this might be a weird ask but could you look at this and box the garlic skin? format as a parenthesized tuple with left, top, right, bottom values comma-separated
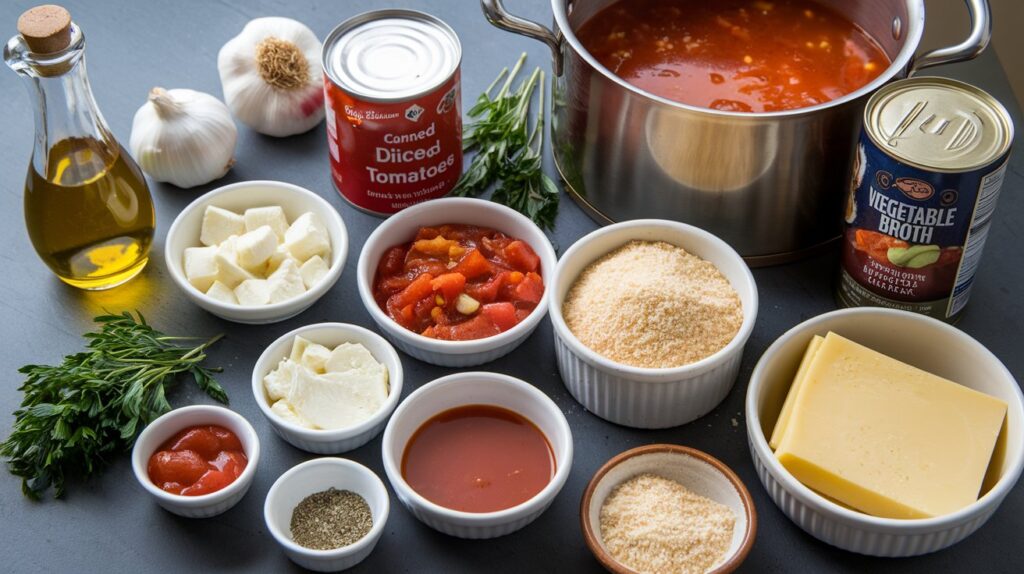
(129, 88, 237, 189)
(217, 17, 324, 137)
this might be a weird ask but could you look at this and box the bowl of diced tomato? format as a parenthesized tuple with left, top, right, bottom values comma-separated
(357, 198, 556, 367)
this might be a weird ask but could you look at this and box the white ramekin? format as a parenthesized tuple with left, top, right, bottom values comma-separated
(746, 307, 1024, 557)
(264, 457, 389, 572)
(131, 405, 260, 518)
(251, 323, 403, 454)
(356, 197, 557, 367)
(548, 219, 758, 429)
(381, 372, 573, 538)
(165, 180, 348, 324)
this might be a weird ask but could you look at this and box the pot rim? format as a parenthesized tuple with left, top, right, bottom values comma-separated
(550, 0, 925, 118)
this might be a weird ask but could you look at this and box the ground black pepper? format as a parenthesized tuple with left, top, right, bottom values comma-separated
(290, 488, 373, 550)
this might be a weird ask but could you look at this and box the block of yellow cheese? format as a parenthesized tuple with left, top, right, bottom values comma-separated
(769, 334, 824, 449)
(774, 332, 1007, 519)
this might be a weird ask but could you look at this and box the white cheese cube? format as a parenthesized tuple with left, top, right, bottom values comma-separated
(183, 246, 218, 292)
(200, 206, 245, 247)
(300, 344, 332, 374)
(265, 245, 298, 276)
(299, 255, 329, 289)
(244, 206, 289, 241)
(289, 336, 312, 362)
(284, 212, 331, 263)
(235, 278, 270, 306)
(267, 259, 306, 303)
(214, 238, 256, 288)
(264, 359, 299, 401)
(270, 399, 315, 429)
(205, 280, 238, 305)
(287, 369, 387, 430)
(325, 342, 380, 374)
(236, 225, 279, 271)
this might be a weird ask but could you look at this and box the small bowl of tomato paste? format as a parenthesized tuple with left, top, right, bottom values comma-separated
(131, 405, 260, 518)
(357, 197, 557, 367)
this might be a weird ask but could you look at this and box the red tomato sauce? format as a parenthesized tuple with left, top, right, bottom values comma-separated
(401, 405, 555, 513)
(147, 425, 248, 496)
(576, 0, 890, 112)
(372, 224, 545, 341)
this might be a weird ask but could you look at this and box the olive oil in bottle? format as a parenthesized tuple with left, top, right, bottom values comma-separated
(7, 5, 155, 289)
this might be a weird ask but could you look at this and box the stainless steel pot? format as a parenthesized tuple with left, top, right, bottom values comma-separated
(482, 0, 991, 264)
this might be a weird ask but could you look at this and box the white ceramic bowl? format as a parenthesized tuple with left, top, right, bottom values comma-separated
(131, 405, 260, 518)
(356, 197, 557, 367)
(548, 219, 758, 429)
(381, 372, 573, 538)
(264, 457, 389, 572)
(251, 323, 403, 454)
(581, 444, 756, 573)
(746, 307, 1024, 557)
(165, 180, 348, 324)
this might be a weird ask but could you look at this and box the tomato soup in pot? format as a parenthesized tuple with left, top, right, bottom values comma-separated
(576, 0, 891, 112)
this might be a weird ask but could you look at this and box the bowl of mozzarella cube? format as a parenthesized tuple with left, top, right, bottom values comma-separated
(252, 323, 404, 454)
(165, 180, 348, 324)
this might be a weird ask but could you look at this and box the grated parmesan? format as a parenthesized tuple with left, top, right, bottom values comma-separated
(600, 473, 736, 574)
(562, 241, 743, 368)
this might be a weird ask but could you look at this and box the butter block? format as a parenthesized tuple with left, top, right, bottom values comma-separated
(325, 342, 380, 374)
(287, 369, 386, 430)
(774, 332, 1007, 519)
(200, 206, 245, 247)
(289, 336, 312, 362)
(300, 343, 332, 374)
(770, 334, 824, 450)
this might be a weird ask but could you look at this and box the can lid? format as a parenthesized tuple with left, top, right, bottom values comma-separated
(864, 78, 1015, 171)
(322, 10, 461, 102)
(865, 77, 1013, 172)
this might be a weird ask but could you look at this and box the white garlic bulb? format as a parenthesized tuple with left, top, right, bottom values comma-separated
(217, 17, 324, 137)
(129, 87, 238, 189)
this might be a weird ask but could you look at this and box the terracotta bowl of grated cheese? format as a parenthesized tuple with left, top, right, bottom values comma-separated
(581, 444, 756, 574)
(548, 219, 758, 429)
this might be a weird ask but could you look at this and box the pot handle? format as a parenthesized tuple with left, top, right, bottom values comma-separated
(481, 0, 563, 75)
(909, 0, 991, 75)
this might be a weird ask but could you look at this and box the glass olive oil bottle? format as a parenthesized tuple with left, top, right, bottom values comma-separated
(6, 5, 154, 290)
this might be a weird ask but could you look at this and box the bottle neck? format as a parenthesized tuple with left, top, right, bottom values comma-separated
(5, 24, 118, 184)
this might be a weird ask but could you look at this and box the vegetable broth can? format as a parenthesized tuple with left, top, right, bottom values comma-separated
(838, 77, 1013, 321)
(322, 10, 462, 215)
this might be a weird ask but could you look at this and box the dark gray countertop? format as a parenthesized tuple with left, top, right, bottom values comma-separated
(1, 1, 1021, 572)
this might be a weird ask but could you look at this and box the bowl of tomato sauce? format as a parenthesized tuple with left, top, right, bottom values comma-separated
(357, 198, 557, 367)
(131, 405, 260, 518)
(381, 371, 573, 538)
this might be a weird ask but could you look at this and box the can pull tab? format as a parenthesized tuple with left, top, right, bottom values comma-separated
(883, 101, 982, 154)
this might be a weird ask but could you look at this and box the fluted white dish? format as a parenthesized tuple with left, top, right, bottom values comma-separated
(356, 197, 556, 367)
(746, 307, 1024, 556)
(548, 219, 758, 428)
(264, 457, 389, 572)
(131, 405, 260, 518)
(381, 372, 573, 538)
(165, 180, 348, 324)
(251, 323, 403, 454)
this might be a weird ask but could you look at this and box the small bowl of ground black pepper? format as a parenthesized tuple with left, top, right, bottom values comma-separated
(581, 444, 756, 574)
(264, 457, 389, 572)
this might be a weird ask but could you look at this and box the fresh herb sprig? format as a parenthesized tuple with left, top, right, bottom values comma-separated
(452, 53, 559, 229)
(0, 312, 226, 500)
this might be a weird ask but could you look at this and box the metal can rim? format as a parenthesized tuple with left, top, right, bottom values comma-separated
(321, 8, 462, 104)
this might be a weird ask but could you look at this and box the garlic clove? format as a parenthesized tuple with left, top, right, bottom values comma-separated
(217, 17, 325, 137)
(129, 87, 237, 189)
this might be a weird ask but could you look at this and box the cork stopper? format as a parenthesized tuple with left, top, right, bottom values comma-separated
(17, 5, 72, 54)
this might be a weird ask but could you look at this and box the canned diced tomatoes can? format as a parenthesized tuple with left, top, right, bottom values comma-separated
(321, 10, 463, 215)
(837, 77, 1013, 322)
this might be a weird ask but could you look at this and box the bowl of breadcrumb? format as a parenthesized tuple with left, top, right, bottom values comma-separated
(548, 219, 757, 428)
(581, 444, 756, 574)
